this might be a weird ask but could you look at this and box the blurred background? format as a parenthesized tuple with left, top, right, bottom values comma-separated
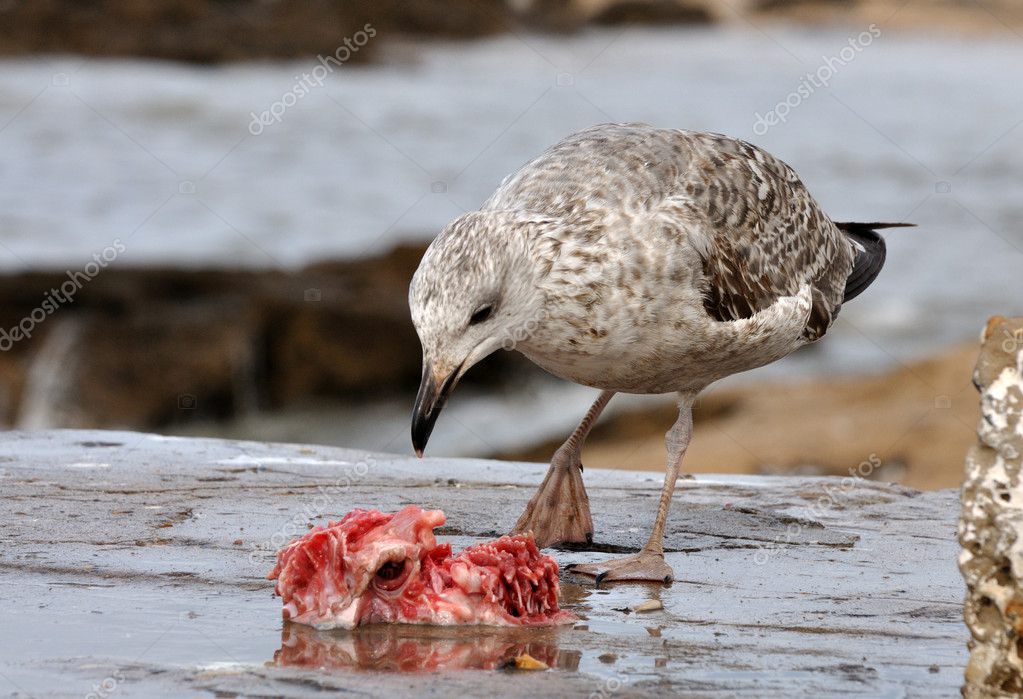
(0, 0, 1020, 489)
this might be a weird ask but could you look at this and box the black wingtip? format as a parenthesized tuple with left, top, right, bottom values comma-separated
(839, 222, 897, 303)
(835, 221, 916, 231)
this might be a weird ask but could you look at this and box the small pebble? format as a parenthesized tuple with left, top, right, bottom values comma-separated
(633, 600, 663, 613)
(511, 653, 548, 670)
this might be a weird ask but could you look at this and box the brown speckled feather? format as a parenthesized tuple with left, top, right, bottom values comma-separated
(484, 123, 856, 343)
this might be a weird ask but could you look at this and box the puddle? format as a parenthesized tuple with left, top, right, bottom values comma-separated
(562, 577, 668, 619)
(268, 579, 671, 675)
(273, 622, 580, 672)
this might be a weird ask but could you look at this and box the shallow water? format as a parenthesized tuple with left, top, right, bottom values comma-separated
(0, 568, 688, 686)
(0, 558, 958, 694)
(269, 581, 661, 677)
(1, 27, 1021, 361)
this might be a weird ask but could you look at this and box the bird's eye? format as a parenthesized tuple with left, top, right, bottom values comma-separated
(468, 304, 494, 326)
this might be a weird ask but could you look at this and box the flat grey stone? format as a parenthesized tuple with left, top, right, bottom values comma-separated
(0, 430, 966, 697)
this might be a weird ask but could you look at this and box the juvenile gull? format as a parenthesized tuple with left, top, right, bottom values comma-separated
(409, 123, 909, 583)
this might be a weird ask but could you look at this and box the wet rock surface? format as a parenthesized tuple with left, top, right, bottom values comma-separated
(0, 430, 966, 696)
(960, 317, 1023, 698)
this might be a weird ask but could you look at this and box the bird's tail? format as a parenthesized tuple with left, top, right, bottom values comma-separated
(836, 222, 914, 303)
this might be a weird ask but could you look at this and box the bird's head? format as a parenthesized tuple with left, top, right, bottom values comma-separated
(408, 211, 547, 456)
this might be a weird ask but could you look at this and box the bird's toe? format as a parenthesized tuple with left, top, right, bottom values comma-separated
(567, 552, 674, 585)
(512, 460, 593, 548)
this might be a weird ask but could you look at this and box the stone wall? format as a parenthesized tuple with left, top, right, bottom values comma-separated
(960, 316, 1023, 697)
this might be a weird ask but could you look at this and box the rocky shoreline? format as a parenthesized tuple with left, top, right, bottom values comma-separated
(1, 1, 1019, 63)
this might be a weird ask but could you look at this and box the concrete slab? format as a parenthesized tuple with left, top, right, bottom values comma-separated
(0, 430, 966, 697)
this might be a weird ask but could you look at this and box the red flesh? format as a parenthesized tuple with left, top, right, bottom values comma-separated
(268, 506, 576, 629)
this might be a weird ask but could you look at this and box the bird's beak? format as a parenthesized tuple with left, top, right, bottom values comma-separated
(411, 361, 461, 458)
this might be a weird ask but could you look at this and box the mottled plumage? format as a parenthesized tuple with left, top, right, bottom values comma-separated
(409, 123, 904, 582)
(484, 124, 854, 342)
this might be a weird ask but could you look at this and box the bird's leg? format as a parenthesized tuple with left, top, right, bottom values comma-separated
(568, 394, 695, 585)
(511, 390, 614, 548)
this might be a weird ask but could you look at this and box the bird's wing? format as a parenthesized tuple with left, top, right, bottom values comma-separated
(655, 130, 854, 342)
(485, 123, 854, 341)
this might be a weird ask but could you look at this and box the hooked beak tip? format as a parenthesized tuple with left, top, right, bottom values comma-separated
(412, 361, 461, 459)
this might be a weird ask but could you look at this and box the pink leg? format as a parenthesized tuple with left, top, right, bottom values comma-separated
(511, 390, 614, 548)
(568, 392, 694, 584)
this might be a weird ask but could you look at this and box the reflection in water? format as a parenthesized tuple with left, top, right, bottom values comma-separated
(273, 622, 581, 672)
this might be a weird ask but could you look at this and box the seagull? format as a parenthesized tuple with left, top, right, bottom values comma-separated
(408, 123, 909, 583)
